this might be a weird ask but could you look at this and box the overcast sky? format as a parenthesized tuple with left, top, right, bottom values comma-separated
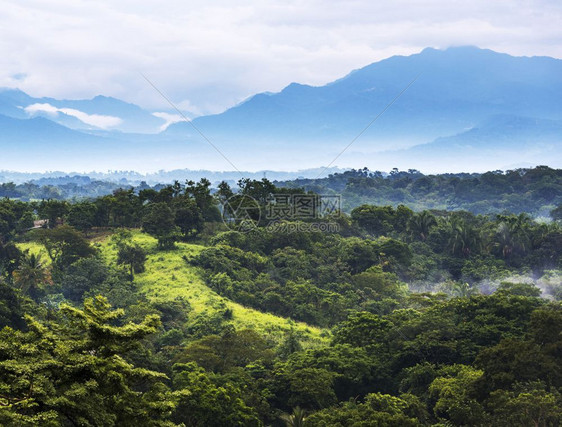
(1, 0, 561, 116)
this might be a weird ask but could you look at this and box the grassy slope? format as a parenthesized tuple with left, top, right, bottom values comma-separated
(95, 231, 328, 348)
(17, 241, 49, 260)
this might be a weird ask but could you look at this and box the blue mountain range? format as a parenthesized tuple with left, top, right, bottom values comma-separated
(1, 46, 561, 172)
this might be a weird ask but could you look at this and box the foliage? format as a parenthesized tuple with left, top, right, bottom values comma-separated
(171, 362, 261, 426)
(117, 243, 147, 279)
(142, 202, 180, 249)
(0, 296, 175, 426)
(284, 166, 562, 216)
(37, 225, 96, 273)
(0, 172, 560, 425)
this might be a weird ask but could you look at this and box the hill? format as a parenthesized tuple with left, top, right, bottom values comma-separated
(99, 231, 328, 347)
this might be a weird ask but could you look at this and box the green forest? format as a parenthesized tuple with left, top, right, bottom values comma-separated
(1, 170, 562, 426)
(283, 166, 562, 216)
(2, 166, 562, 219)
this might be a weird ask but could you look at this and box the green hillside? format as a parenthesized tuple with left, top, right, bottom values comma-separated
(95, 231, 328, 348)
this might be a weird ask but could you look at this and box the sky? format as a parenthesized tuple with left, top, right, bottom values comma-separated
(1, 0, 562, 117)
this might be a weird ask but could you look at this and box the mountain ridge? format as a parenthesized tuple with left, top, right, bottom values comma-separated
(165, 46, 562, 149)
(1, 46, 561, 172)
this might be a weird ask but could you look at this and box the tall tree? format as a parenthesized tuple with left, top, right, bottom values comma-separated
(173, 197, 203, 240)
(12, 251, 51, 301)
(66, 201, 97, 234)
(117, 243, 147, 279)
(142, 203, 180, 249)
(38, 199, 69, 228)
(0, 296, 175, 426)
(38, 225, 96, 273)
(408, 211, 437, 241)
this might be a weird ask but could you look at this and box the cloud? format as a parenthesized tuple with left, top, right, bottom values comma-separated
(24, 103, 122, 129)
(0, 0, 561, 115)
(152, 112, 184, 131)
(24, 103, 59, 116)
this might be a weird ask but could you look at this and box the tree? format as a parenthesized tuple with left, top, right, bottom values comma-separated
(351, 266, 406, 301)
(110, 227, 134, 247)
(12, 250, 51, 301)
(185, 178, 221, 221)
(0, 280, 26, 330)
(238, 178, 276, 205)
(0, 241, 21, 281)
(351, 205, 395, 236)
(332, 311, 392, 348)
(0, 182, 19, 198)
(142, 203, 180, 249)
(67, 201, 97, 234)
(394, 204, 414, 234)
(216, 181, 234, 205)
(447, 216, 481, 257)
(60, 257, 109, 302)
(428, 365, 486, 425)
(277, 367, 338, 410)
(280, 406, 307, 427)
(171, 362, 260, 426)
(117, 244, 147, 279)
(529, 307, 562, 361)
(0, 202, 17, 241)
(107, 188, 142, 227)
(377, 237, 413, 270)
(176, 327, 273, 373)
(0, 296, 175, 425)
(342, 238, 380, 274)
(0, 199, 33, 240)
(497, 281, 541, 297)
(305, 393, 421, 426)
(440, 280, 479, 298)
(277, 329, 303, 360)
(38, 199, 69, 228)
(493, 214, 531, 261)
(487, 381, 562, 427)
(173, 197, 203, 240)
(475, 339, 557, 391)
(408, 211, 437, 241)
(37, 225, 96, 272)
(284, 344, 377, 401)
(17, 210, 35, 232)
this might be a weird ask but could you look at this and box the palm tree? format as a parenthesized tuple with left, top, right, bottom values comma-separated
(494, 213, 531, 259)
(280, 407, 307, 427)
(450, 281, 478, 298)
(495, 221, 514, 258)
(13, 251, 51, 300)
(408, 211, 437, 241)
(447, 217, 480, 257)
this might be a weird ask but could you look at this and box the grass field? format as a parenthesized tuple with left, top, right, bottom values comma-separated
(96, 230, 329, 348)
